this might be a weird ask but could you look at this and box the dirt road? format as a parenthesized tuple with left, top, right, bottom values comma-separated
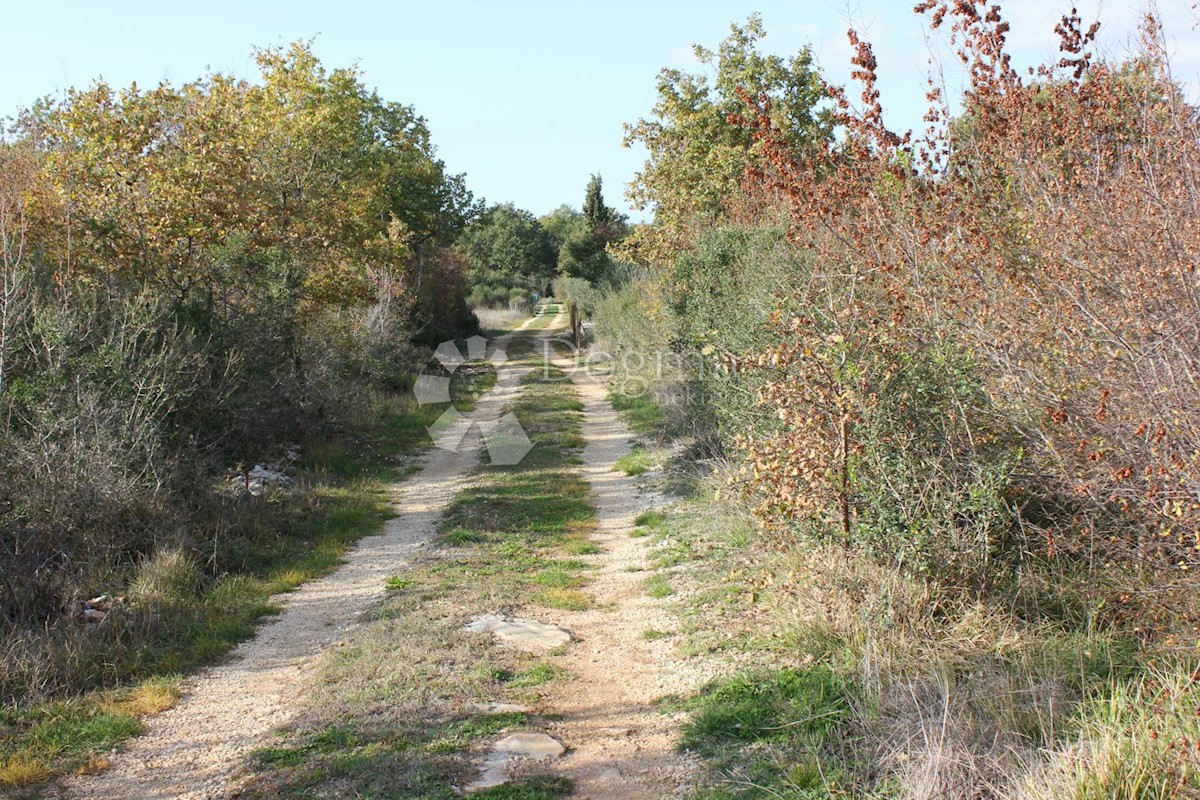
(57, 311, 705, 799)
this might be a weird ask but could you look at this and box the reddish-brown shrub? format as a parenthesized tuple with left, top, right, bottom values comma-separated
(731, 2, 1200, 629)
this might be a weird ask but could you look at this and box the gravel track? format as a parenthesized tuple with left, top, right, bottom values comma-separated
(537, 336, 710, 800)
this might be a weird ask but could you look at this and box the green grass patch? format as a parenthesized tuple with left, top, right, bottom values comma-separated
(302, 366, 495, 482)
(442, 527, 492, 546)
(425, 712, 530, 753)
(533, 568, 584, 589)
(1029, 662, 1200, 798)
(634, 509, 666, 528)
(681, 668, 848, 754)
(630, 509, 668, 540)
(613, 447, 653, 476)
(609, 389, 668, 439)
(509, 662, 570, 689)
(641, 628, 671, 641)
(645, 575, 676, 598)
(532, 588, 593, 611)
(470, 775, 572, 799)
(253, 745, 308, 768)
(559, 539, 601, 555)
(680, 668, 849, 799)
(440, 476, 594, 542)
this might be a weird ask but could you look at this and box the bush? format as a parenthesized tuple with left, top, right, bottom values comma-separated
(0, 42, 482, 702)
(621, 6, 1200, 629)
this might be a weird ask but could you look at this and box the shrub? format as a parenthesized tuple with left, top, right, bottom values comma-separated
(0, 42, 482, 704)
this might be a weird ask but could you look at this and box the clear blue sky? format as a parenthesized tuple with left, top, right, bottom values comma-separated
(2, 1, 1197, 221)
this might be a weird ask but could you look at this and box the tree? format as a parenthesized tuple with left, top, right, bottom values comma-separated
(539, 204, 581, 250)
(582, 174, 608, 227)
(0, 39, 499, 657)
(558, 174, 627, 284)
(458, 203, 556, 306)
(624, 14, 831, 262)
(0, 144, 36, 400)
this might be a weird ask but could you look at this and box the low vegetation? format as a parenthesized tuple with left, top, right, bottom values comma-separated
(679, 667, 849, 797)
(601, 481, 1192, 798)
(0, 363, 494, 790)
(613, 446, 653, 476)
(0, 41, 483, 647)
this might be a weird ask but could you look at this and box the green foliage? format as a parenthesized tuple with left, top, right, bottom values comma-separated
(594, 225, 789, 454)
(605, 10, 1200, 798)
(539, 205, 582, 246)
(0, 42, 483, 644)
(551, 276, 597, 318)
(556, 175, 627, 285)
(847, 342, 1023, 585)
(670, 225, 792, 446)
(460, 203, 557, 308)
(624, 14, 831, 260)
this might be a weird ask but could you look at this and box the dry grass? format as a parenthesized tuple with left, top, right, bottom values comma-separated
(128, 548, 201, 603)
(0, 756, 50, 789)
(756, 543, 1153, 798)
(532, 588, 594, 611)
(1018, 664, 1200, 800)
(647, 486, 1167, 799)
(473, 306, 528, 335)
(121, 678, 181, 716)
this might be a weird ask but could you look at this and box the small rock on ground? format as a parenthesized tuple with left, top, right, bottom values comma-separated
(465, 732, 566, 793)
(476, 702, 531, 714)
(464, 614, 571, 651)
(493, 733, 565, 757)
